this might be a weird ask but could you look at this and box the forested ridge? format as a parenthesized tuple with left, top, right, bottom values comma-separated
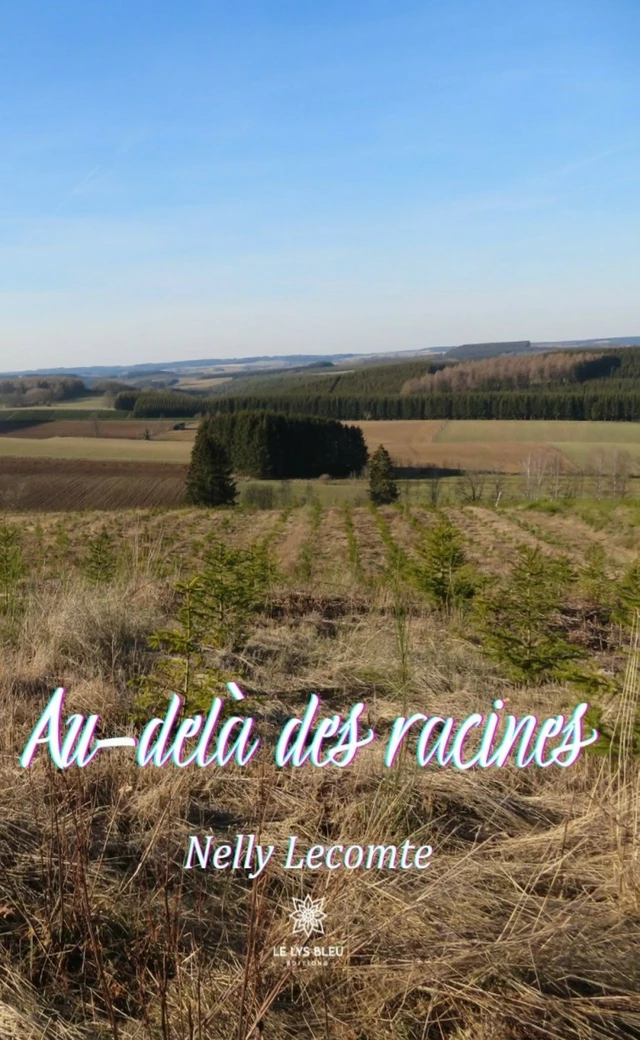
(121, 347, 640, 421)
(401, 351, 619, 393)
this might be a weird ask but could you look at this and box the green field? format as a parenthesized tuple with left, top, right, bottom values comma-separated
(50, 393, 115, 409)
(435, 420, 640, 443)
(551, 441, 640, 468)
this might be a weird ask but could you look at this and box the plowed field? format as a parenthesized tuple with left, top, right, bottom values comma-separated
(0, 458, 187, 511)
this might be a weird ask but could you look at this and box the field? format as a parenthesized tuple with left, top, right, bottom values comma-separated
(361, 419, 640, 473)
(0, 458, 189, 511)
(0, 420, 180, 439)
(174, 376, 233, 391)
(0, 436, 193, 462)
(0, 499, 638, 1038)
(436, 420, 640, 443)
(2, 419, 640, 478)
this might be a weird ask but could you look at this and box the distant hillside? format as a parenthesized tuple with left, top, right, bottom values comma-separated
(401, 351, 618, 394)
(127, 346, 640, 423)
(2, 354, 360, 379)
(200, 359, 449, 399)
(535, 336, 640, 350)
(4, 334, 640, 380)
(446, 340, 533, 361)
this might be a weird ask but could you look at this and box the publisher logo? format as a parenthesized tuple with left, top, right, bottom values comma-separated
(289, 895, 328, 938)
(272, 897, 345, 967)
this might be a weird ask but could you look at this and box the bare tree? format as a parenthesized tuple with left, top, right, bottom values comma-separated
(521, 454, 533, 500)
(521, 452, 548, 500)
(561, 470, 584, 501)
(459, 469, 485, 503)
(532, 453, 549, 498)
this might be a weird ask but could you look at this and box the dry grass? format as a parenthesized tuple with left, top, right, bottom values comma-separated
(0, 437, 193, 463)
(0, 508, 638, 1038)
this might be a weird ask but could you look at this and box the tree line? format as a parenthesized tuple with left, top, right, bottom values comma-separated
(0, 376, 88, 408)
(126, 387, 640, 421)
(118, 346, 640, 422)
(191, 411, 368, 479)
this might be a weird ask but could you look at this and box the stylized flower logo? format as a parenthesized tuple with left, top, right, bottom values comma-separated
(289, 895, 328, 939)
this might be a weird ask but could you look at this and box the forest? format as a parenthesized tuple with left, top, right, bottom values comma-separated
(401, 351, 620, 393)
(200, 411, 368, 478)
(0, 375, 88, 407)
(125, 347, 640, 422)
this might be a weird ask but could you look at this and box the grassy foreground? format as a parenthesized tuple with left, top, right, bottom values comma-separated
(0, 503, 638, 1039)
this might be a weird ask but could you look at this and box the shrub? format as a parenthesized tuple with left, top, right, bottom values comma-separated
(475, 545, 583, 683)
(136, 539, 275, 714)
(612, 558, 640, 627)
(86, 529, 117, 583)
(579, 543, 614, 617)
(413, 515, 476, 612)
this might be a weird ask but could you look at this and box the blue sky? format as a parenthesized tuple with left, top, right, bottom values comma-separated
(1, 0, 639, 368)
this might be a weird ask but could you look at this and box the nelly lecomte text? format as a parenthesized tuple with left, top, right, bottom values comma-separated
(19, 683, 598, 771)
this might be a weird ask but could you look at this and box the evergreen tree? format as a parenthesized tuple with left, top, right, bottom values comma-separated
(135, 539, 276, 715)
(368, 445, 399, 505)
(612, 558, 640, 627)
(86, 529, 116, 583)
(579, 543, 614, 618)
(475, 545, 583, 683)
(186, 424, 237, 507)
(195, 537, 275, 648)
(414, 515, 476, 612)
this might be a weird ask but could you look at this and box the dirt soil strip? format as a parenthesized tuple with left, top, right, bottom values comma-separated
(350, 507, 388, 580)
(440, 507, 548, 575)
(379, 506, 423, 562)
(313, 506, 354, 591)
(516, 509, 635, 567)
(276, 508, 312, 576)
(408, 507, 440, 530)
(466, 506, 571, 560)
